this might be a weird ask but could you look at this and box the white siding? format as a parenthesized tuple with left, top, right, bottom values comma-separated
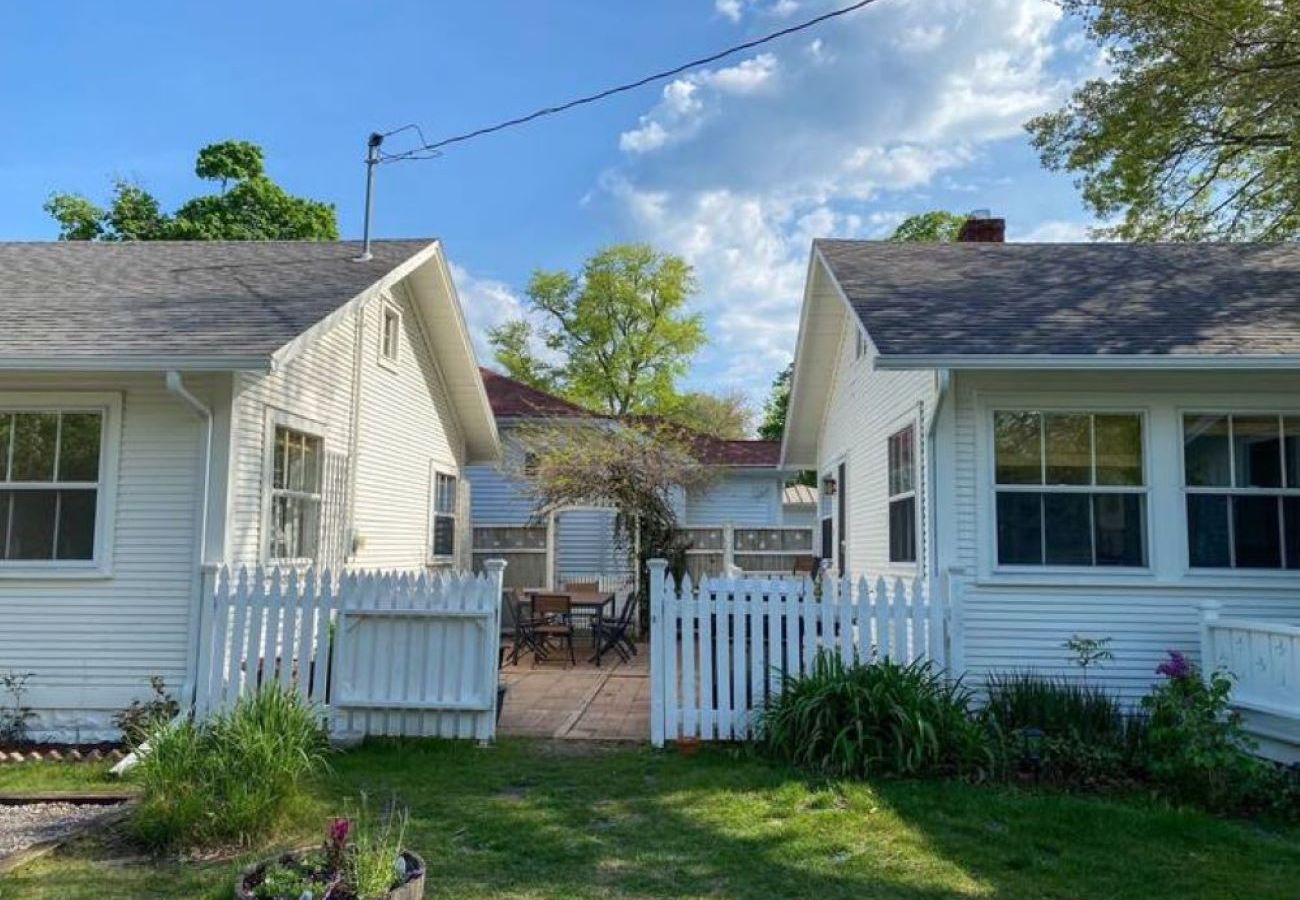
(467, 431, 536, 524)
(229, 283, 469, 572)
(0, 373, 214, 739)
(818, 315, 936, 577)
(554, 508, 631, 582)
(781, 504, 818, 529)
(684, 473, 783, 526)
(948, 370, 1300, 701)
(351, 284, 468, 569)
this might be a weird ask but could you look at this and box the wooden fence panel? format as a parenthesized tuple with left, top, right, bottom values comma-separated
(649, 561, 954, 747)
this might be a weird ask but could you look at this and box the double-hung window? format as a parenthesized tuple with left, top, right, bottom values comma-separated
(430, 471, 458, 562)
(993, 411, 1147, 567)
(1183, 414, 1300, 569)
(269, 426, 322, 562)
(887, 424, 917, 564)
(0, 409, 104, 563)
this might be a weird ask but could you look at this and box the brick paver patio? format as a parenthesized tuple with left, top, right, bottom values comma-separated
(498, 642, 649, 741)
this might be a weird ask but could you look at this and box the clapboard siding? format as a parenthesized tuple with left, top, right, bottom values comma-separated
(467, 432, 536, 523)
(818, 317, 936, 577)
(0, 373, 210, 739)
(554, 508, 631, 581)
(352, 284, 468, 569)
(684, 473, 783, 526)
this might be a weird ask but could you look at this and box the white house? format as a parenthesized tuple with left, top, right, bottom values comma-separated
(469, 369, 813, 589)
(782, 220, 1300, 750)
(0, 239, 499, 741)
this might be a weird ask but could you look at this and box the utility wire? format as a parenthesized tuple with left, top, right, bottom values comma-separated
(377, 0, 882, 162)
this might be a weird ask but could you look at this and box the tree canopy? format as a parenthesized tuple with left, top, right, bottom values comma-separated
(45, 140, 338, 241)
(661, 390, 754, 441)
(1028, 1, 1300, 240)
(888, 210, 967, 242)
(758, 363, 792, 442)
(489, 244, 708, 418)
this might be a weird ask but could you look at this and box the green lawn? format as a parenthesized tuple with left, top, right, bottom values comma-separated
(2, 739, 1297, 899)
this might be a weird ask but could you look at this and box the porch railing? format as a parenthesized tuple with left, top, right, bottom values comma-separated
(1201, 602, 1300, 720)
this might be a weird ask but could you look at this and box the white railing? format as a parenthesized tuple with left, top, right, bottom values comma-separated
(195, 562, 505, 742)
(648, 561, 958, 747)
(1201, 603, 1300, 720)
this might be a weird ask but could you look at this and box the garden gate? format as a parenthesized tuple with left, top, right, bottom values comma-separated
(193, 560, 505, 742)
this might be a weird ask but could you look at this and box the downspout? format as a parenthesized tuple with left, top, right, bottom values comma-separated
(164, 371, 214, 712)
(926, 369, 951, 578)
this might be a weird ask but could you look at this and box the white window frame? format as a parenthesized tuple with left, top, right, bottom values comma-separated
(428, 464, 459, 565)
(976, 396, 1153, 581)
(0, 392, 120, 579)
(262, 411, 326, 566)
(1180, 410, 1300, 571)
(887, 422, 919, 567)
(377, 301, 402, 371)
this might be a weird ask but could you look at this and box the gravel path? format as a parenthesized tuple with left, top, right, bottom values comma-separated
(0, 803, 122, 857)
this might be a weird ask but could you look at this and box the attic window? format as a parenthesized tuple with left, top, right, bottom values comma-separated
(379, 305, 401, 365)
(854, 328, 867, 360)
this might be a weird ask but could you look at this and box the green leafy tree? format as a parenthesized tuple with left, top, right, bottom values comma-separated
(888, 210, 967, 242)
(661, 390, 754, 440)
(1028, 1, 1300, 240)
(45, 140, 338, 241)
(758, 363, 793, 441)
(489, 244, 706, 417)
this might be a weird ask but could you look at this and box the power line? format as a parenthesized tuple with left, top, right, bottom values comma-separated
(377, 0, 882, 162)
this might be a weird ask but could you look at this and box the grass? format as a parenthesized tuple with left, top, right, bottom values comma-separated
(0, 760, 133, 796)
(2, 739, 1299, 899)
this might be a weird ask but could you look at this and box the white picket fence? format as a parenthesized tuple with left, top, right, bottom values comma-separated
(1201, 604, 1300, 721)
(647, 560, 959, 747)
(194, 561, 506, 741)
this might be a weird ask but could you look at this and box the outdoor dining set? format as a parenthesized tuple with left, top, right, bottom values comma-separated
(501, 582, 638, 668)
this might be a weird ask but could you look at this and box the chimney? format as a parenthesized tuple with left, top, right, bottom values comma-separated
(957, 209, 1005, 243)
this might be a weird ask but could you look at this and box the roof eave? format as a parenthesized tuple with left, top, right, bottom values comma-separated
(0, 354, 271, 373)
(872, 353, 1300, 371)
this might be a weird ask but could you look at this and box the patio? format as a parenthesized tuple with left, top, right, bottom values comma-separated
(498, 642, 650, 741)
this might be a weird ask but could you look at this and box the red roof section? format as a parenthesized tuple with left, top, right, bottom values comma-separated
(479, 367, 595, 419)
(479, 368, 781, 468)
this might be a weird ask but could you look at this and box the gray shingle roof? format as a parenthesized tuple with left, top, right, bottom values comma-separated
(815, 240, 1300, 358)
(0, 239, 432, 366)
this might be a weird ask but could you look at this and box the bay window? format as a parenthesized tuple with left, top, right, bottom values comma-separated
(1183, 413, 1300, 569)
(993, 411, 1147, 567)
(0, 409, 104, 563)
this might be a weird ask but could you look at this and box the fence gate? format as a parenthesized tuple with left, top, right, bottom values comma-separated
(195, 561, 505, 742)
(647, 560, 959, 747)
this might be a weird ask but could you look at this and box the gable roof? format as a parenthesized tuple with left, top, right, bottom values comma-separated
(815, 240, 1300, 364)
(0, 239, 430, 370)
(479, 368, 596, 419)
(480, 369, 783, 468)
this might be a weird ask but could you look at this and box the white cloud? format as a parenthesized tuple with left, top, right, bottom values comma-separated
(448, 262, 546, 368)
(599, 0, 1090, 391)
(1012, 219, 1098, 242)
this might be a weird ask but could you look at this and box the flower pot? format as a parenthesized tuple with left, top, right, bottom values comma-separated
(236, 847, 425, 900)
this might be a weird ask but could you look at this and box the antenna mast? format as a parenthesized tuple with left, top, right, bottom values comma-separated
(356, 132, 383, 261)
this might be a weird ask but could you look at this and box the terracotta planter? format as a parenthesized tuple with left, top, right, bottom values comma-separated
(236, 848, 425, 900)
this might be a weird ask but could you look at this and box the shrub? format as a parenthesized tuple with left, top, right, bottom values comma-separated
(0, 670, 36, 745)
(113, 675, 180, 749)
(759, 651, 996, 780)
(1141, 651, 1297, 819)
(131, 684, 329, 850)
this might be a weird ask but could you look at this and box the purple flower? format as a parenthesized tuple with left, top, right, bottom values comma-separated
(1156, 650, 1192, 681)
(328, 817, 351, 847)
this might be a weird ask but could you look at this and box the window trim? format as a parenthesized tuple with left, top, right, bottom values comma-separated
(0, 392, 121, 579)
(428, 464, 459, 565)
(1179, 409, 1300, 572)
(377, 301, 402, 371)
(978, 397, 1154, 579)
(887, 423, 919, 566)
(261, 410, 327, 566)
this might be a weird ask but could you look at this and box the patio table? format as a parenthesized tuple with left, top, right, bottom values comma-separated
(521, 589, 617, 666)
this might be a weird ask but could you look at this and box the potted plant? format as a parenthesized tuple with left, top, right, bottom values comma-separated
(237, 805, 423, 900)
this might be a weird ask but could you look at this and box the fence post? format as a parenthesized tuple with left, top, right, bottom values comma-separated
(191, 563, 221, 716)
(723, 523, 735, 575)
(1199, 598, 1222, 674)
(648, 558, 669, 748)
(943, 569, 965, 678)
(483, 558, 508, 742)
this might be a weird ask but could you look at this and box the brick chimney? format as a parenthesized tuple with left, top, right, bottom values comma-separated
(957, 209, 1005, 242)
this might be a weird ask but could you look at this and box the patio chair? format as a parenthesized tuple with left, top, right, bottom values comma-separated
(562, 580, 600, 593)
(530, 592, 577, 667)
(502, 589, 544, 667)
(593, 594, 638, 664)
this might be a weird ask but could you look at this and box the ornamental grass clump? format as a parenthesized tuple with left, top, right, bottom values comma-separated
(131, 684, 329, 850)
(758, 650, 996, 780)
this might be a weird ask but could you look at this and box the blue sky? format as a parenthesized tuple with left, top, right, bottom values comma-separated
(0, 0, 1101, 406)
